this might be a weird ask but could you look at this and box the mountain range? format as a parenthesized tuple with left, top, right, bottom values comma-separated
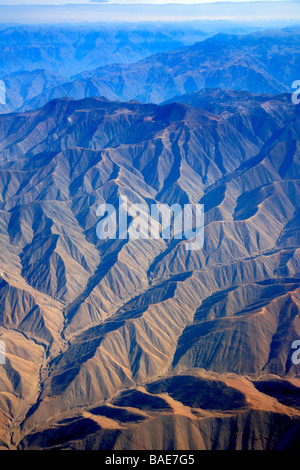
(0, 88, 299, 449)
(0, 24, 209, 77)
(1, 27, 299, 115)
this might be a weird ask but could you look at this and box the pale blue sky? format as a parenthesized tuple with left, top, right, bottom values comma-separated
(0, 0, 298, 23)
(0, 0, 292, 3)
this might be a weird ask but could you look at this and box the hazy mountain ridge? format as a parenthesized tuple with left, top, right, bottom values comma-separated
(0, 24, 209, 113)
(0, 90, 299, 449)
(1, 27, 299, 115)
(13, 28, 300, 114)
(0, 25, 209, 76)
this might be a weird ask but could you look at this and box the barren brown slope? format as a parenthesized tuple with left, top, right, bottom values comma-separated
(0, 92, 299, 449)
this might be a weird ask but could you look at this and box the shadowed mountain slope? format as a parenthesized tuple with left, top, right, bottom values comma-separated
(0, 91, 299, 449)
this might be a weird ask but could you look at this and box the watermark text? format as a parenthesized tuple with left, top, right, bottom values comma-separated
(96, 197, 204, 251)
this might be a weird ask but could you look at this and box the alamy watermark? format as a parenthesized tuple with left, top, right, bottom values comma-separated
(96, 197, 204, 251)
(0, 340, 6, 365)
(0, 80, 6, 105)
(291, 340, 300, 365)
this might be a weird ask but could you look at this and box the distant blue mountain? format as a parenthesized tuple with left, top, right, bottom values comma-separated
(0, 24, 209, 77)
(10, 27, 300, 114)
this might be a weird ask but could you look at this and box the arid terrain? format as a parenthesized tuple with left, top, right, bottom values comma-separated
(0, 86, 299, 449)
